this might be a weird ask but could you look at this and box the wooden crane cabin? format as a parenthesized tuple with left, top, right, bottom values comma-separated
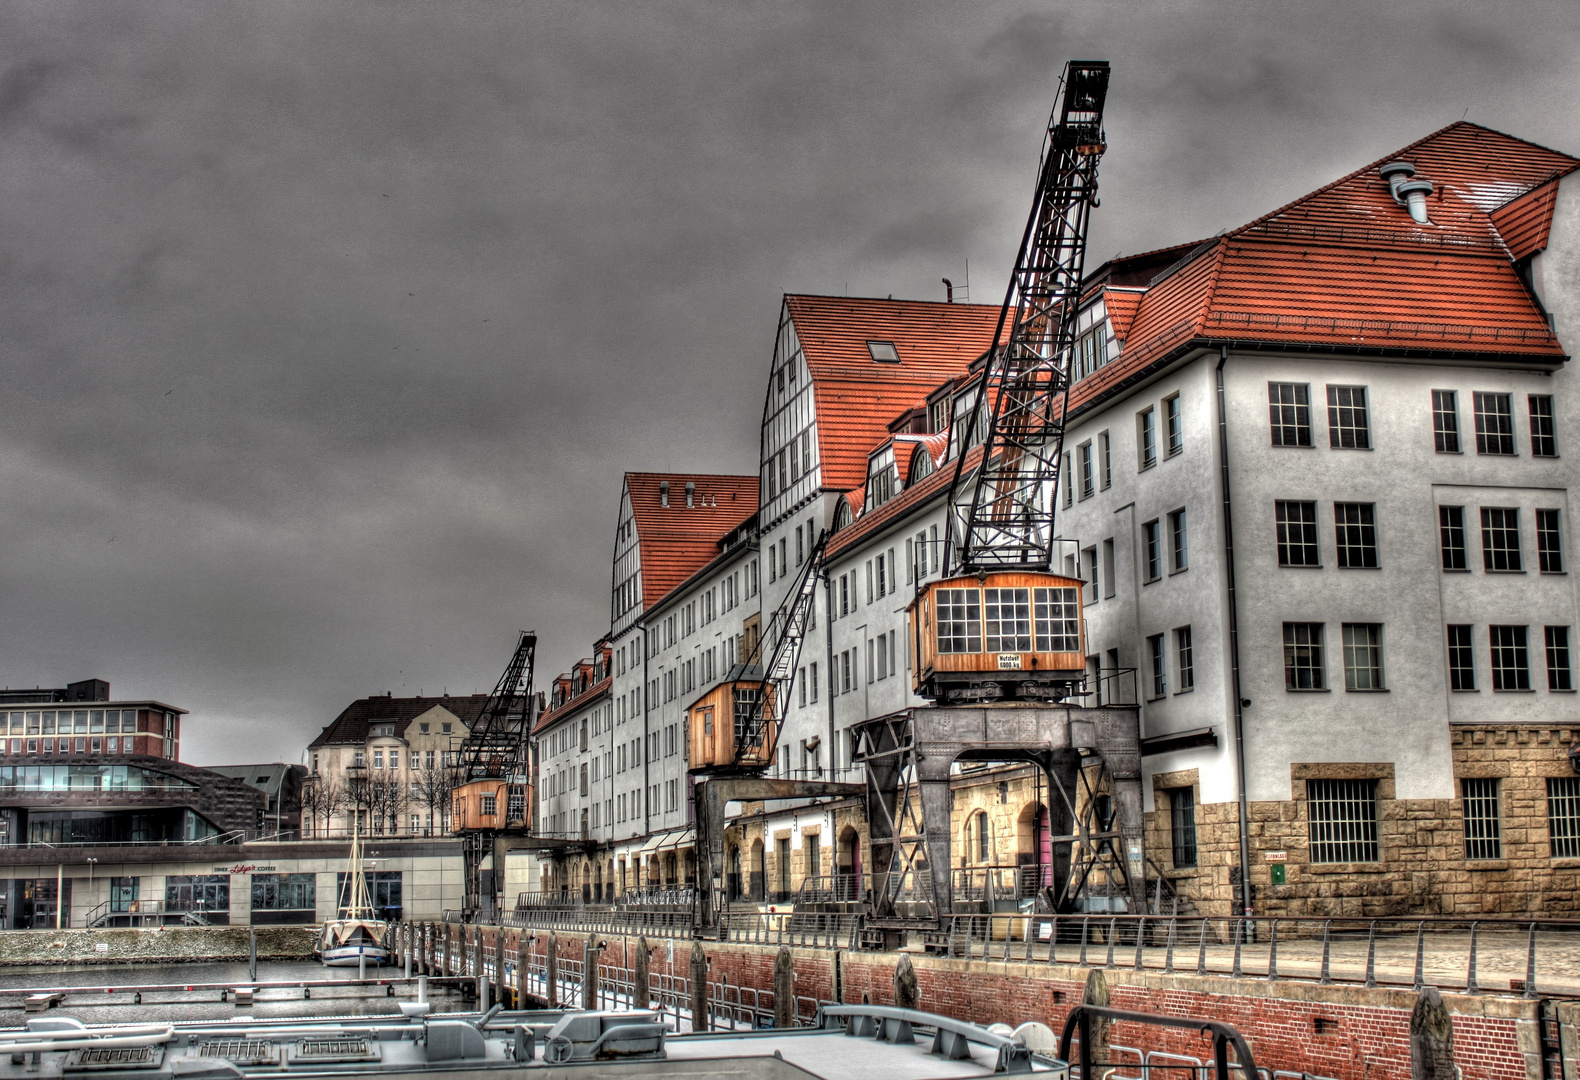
(910, 570, 1086, 702)
(452, 778, 531, 832)
(686, 672, 779, 772)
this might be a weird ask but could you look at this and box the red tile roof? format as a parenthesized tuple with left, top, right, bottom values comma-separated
(783, 296, 1008, 492)
(1489, 179, 1561, 261)
(626, 473, 759, 611)
(1102, 289, 1145, 342)
(827, 445, 983, 560)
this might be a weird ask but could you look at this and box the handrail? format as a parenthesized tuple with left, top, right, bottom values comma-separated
(1058, 1005, 1255, 1080)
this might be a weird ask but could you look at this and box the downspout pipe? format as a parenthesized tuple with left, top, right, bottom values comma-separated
(1215, 346, 1254, 917)
(824, 571, 837, 778)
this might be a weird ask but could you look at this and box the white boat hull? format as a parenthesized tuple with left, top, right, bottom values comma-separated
(319, 943, 392, 967)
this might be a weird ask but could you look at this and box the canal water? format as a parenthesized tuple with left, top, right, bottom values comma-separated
(0, 959, 473, 1027)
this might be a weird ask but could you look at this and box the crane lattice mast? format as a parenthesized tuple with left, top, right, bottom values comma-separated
(458, 631, 537, 782)
(944, 61, 1110, 576)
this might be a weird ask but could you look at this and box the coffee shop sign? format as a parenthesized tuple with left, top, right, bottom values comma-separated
(215, 864, 275, 875)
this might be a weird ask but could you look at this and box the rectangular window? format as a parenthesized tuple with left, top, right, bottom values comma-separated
(1342, 623, 1384, 690)
(1283, 622, 1326, 690)
(1102, 539, 1116, 598)
(1326, 385, 1370, 449)
(1139, 407, 1157, 469)
(1474, 392, 1516, 455)
(1142, 520, 1161, 581)
(1148, 634, 1166, 698)
(1168, 787, 1198, 868)
(1461, 778, 1501, 860)
(1550, 777, 1580, 858)
(1078, 442, 1094, 498)
(1481, 507, 1522, 571)
(1062, 454, 1073, 507)
(984, 588, 1034, 652)
(1165, 394, 1183, 456)
(1530, 394, 1557, 457)
(1432, 390, 1461, 453)
(1168, 508, 1188, 572)
(1175, 626, 1194, 692)
(1099, 431, 1112, 488)
(1447, 625, 1476, 691)
(1537, 509, 1563, 573)
(1276, 500, 1321, 567)
(1546, 626, 1572, 691)
(1306, 778, 1379, 863)
(1268, 382, 1312, 447)
(1334, 502, 1378, 568)
(1439, 506, 1468, 571)
(936, 589, 982, 654)
(1489, 625, 1531, 691)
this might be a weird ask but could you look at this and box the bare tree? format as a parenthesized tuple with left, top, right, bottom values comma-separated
(301, 774, 344, 838)
(373, 775, 409, 835)
(412, 755, 460, 836)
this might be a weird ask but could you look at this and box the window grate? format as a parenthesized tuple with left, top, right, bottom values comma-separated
(1548, 777, 1580, 859)
(1461, 778, 1501, 860)
(1307, 778, 1379, 863)
(295, 1039, 375, 1062)
(201, 1041, 278, 1065)
(1474, 392, 1515, 455)
(1169, 787, 1197, 868)
(67, 1046, 163, 1069)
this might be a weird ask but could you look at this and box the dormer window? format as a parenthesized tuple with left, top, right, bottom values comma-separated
(867, 341, 901, 363)
(928, 397, 949, 435)
(910, 442, 935, 482)
(949, 387, 988, 460)
(371, 724, 395, 738)
(1070, 300, 1114, 382)
(866, 446, 899, 509)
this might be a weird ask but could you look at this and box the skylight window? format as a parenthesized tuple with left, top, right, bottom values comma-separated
(867, 341, 901, 363)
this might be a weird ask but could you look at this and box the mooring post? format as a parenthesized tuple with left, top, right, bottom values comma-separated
(635, 937, 651, 1011)
(1081, 969, 1110, 1073)
(248, 928, 257, 983)
(517, 933, 530, 1008)
(495, 930, 508, 1008)
(893, 953, 918, 1010)
(1410, 985, 1456, 1080)
(474, 928, 488, 1009)
(546, 933, 559, 1008)
(689, 941, 709, 1032)
(583, 937, 600, 1010)
(773, 947, 794, 1028)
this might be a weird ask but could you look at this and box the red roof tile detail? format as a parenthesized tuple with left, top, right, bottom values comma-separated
(1489, 180, 1561, 261)
(626, 473, 759, 610)
(784, 296, 1007, 492)
(827, 446, 983, 560)
(1103, 289, 1144, 341)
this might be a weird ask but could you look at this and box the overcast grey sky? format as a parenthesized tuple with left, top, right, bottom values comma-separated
(1, 1, 1576, 764)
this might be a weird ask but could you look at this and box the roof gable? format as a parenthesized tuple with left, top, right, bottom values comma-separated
(626, 473, 758, 610)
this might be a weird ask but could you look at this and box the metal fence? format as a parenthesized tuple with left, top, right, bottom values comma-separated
(722, 910, 862, 950)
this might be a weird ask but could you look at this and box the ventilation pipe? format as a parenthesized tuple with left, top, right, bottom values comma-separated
(1380, 160, 1434, 224)
(942, 278, 954, 303)
(685, 481, 695, 508)
(660, 481, 669, 507)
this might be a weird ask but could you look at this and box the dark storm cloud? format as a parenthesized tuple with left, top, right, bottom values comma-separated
(0, 0, 1575, 762)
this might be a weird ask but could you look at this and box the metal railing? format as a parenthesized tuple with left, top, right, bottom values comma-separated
(722, 910, 861, 950)
(12, 830, 247, 850)
(936, 912, 1580, 997)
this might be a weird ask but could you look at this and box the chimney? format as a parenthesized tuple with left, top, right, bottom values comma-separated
(660, 480, 670, 507)
(685, 481, 695, 508)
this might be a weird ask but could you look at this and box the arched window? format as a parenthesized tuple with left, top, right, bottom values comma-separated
(967, 811, 991, 864)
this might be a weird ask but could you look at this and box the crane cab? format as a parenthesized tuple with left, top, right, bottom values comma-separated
(687, 675, 778, 773)
(452, 779, 531, 833)
(911, 571, 1085, 703)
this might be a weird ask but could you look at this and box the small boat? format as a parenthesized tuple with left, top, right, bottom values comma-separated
(316, 816, 392, 967)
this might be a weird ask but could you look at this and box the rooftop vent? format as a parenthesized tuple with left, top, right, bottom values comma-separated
(685, 481, 695, 508)
(1379, 161, 1434, 224)
(659, 480, 669, 507)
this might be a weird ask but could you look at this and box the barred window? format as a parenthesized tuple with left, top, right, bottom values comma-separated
(1079, 442, 1094, 499)
(1342, 623, 1384, 690)
(1489, 625, 1530, 691)
(1326, 385, 1370, 449)
(1269, 382, 1311, 447)
(1176, 626, 1194, 692)
(1033, 588, 1081, 652)
(1447, 625, 1476, 691)
(1148, 634, 1166, 698)
(1439, 506, 1468, 571)
(935, 588, 982, 654)
(1546, 626, 1572, 692)
(1276, 501, 1321, 566)
(1168, 787, 1198, 868)
(984, 588, 1033, 652)
(1432, 390, 1460, 453)
(1143, 520, 1162, 581)
(1461, 778, 1501, 860)
(1284, 622, 1326, 690)
(1306, 779, 1379, 863)
(1529, 395, 1557, 457)
(1334, 502, 1378, 568)
(1548, 777, 1580, 859)
(1481, 507, 1522, 572)
(1473, 392, 1515, 455)
(1537, 509, 1563, 573)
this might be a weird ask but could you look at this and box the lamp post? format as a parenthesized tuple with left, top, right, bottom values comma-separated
(86, 858, 98, 925)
